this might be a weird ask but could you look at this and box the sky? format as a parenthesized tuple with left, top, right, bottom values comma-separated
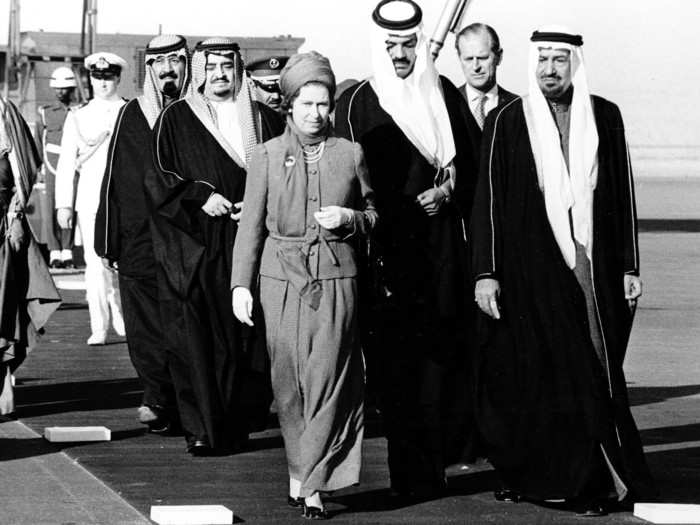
(1, 0, 699, 148)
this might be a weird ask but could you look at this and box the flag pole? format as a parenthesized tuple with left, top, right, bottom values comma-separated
(429, 0, 472, 60)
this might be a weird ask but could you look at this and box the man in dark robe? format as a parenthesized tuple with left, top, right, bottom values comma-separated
(335, 0, 480, 498)
(0, 97, 61, 414)
(95, 34, 190, 434)
(470, 27, 656, 515)
(147, 37, 282, 455)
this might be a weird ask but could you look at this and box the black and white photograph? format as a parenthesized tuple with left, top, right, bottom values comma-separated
(0, 0, 697, 523)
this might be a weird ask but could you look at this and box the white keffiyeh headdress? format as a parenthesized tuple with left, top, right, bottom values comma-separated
(140, 34, 190, 129)
(522, 25, 599, 268)
(187, 37, 261, 166)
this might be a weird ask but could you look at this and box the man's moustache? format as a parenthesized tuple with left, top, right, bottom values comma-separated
(159, 72, 178, 80)
(392, 59, 410, 66)
(212, 76, 230, 82)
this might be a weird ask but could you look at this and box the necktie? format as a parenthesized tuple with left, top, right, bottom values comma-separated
(474, 95, 486, 130)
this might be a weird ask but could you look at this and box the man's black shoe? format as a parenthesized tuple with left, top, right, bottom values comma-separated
(287, 495, 304, 508)
(186, 438, 212, 456)
(494, 489, 522, 503)
(50, 259, 64, 269)
(575, 502, 607, 517)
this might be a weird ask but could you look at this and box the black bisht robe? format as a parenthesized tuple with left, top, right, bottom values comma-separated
(146, 98, 282, 448)
(94, 99, 176, 413)
(470, 96, 656, 500)
(95, 100, 158, 278)
(335, 77, 480, 490)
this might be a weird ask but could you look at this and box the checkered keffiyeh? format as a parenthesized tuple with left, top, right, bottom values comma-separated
(140, 35, 190, 128)
(188, 37, 260, 166)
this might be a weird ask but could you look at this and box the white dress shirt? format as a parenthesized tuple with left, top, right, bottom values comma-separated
(211, 99, 246, 164)
(466, 83, 500, 120)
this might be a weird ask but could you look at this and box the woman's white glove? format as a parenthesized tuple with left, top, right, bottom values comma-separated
(313, 206, 353, 230)
(232, 287, 254, 326)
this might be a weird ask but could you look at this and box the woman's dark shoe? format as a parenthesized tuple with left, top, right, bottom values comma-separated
(287, 495, 304, 508)
(302, 502, 330, 520)
(494, 489, 522, 503)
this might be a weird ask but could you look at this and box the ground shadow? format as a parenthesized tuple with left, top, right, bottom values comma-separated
(628, 384, 700, 406)
(329, 469, 498, 516)
(641, 422, 700, 447)
(639, 219, 700, 232)
(0, 436, 60, 461)
(15, 377, 142, 418)
(0, 427, 148, 461)
(645, 445, 700, 503)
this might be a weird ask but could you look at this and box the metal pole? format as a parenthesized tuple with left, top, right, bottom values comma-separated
(80, 0, 88, 56)
(429, 0, 472, 60)
(4, 0, 20, 99)
(88, 0, 98, 54)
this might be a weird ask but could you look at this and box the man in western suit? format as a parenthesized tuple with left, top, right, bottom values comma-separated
(456, 23, 517, 139)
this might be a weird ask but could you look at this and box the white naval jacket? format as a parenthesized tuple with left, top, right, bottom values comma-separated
(55, 97, 126, 215)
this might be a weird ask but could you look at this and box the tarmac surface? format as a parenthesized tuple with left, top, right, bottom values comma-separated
(2, 226, 699, 524)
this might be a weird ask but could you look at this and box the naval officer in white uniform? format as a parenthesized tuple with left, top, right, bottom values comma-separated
(56, 52, 127, 345)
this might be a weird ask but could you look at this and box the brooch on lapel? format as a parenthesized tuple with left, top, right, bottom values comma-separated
(285, 156, 296, 167)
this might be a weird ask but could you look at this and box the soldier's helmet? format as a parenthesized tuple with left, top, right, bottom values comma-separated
(50, 66, 78, 88)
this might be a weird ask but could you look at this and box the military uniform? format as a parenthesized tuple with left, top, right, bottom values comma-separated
(55, 52, 128, 345)
(246, 55, 288, 113)
(30, 102, 79, 259)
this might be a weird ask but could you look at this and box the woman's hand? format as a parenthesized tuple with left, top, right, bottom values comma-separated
(232, 286, 254, 326)
(313, 206, 353, 230)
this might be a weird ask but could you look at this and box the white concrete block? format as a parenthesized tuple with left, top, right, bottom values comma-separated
(150, 505, 233, 525)
(44, 426, 111, 442)
(634, 503, 700, 524)
(53, 279, 87, 290)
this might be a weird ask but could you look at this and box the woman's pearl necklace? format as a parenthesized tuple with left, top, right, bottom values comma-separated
(303, 142, 325, 164)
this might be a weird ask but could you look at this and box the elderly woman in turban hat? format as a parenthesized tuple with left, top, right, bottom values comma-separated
(231, 51, 376, 519)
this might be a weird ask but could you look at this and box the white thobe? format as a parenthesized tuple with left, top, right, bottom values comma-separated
(210, 99, 246, 165)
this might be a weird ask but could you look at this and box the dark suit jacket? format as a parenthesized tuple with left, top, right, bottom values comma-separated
(231, 133, 375, 291)
(457, 83, 518, 165)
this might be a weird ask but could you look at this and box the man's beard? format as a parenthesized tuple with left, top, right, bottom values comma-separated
(161, 79, 180, 98)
